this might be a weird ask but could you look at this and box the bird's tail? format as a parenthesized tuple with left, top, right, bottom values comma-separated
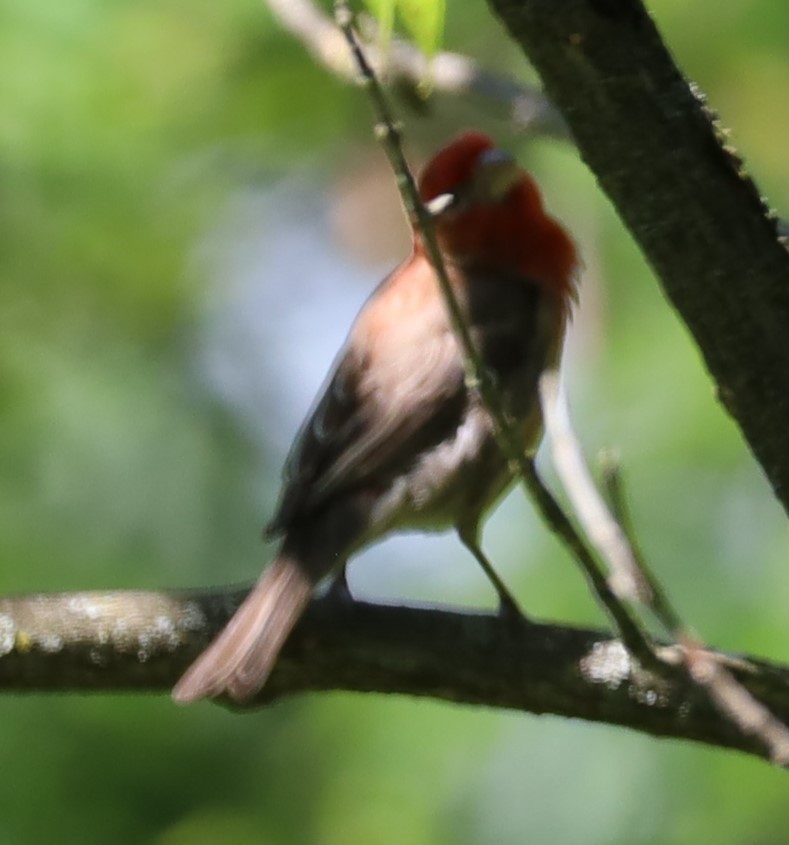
(172, 552, 316, 704)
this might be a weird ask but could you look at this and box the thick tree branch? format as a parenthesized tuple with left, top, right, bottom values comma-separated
(488, 0, 789, 512)
(1, 587, 788, 762)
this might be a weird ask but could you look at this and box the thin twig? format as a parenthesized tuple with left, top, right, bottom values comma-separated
(605, 457, 789, 764)
(263, 0, 568, 138)
(599, 454, 684, 635)
(684, 644, 789, 766)
(540, 380, 789, 765)
(333, 0, 657, 671)
(540, 370, 654, 606)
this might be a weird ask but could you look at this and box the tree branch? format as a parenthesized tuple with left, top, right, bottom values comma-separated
(541, 373, 789, 762)
(488, 0, 789, 512)
(1, 586, 788, 762)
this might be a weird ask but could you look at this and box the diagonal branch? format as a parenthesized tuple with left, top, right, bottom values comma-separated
(335, 0, 658, 672)
(487, 0, 789, 512)
(1, 586, 789, 764)
(541, 372, 789, 763)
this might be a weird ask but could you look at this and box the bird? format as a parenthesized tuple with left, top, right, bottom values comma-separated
(172, 130, 578, 704)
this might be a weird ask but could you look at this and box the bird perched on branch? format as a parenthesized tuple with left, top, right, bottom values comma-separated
(173, 131, 578, 704)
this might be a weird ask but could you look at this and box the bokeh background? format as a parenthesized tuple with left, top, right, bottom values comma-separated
(1, 0, 788, 842)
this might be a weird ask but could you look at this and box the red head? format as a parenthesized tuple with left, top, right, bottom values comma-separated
(416, 131, 577, 301)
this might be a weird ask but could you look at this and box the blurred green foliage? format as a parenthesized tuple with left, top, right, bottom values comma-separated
(364, 0, 446, 54)
(0, 0, 788, 842)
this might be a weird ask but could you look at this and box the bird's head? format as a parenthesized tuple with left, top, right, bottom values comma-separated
(416, 131, 577, 301)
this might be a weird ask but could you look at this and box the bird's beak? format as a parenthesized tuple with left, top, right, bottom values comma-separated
(473, 148, 521, 202)
(424, 192, 456, 217)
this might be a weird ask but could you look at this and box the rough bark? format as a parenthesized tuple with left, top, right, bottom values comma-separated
(1, 587, 788, 762)
(488, 0, 789, 511)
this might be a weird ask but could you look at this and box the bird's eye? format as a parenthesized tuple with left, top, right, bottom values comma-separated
(471, 149, 520, 203)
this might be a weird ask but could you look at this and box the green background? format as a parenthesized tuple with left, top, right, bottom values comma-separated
(1, 0, 788, 842)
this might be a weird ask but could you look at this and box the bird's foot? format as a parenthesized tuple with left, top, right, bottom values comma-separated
(496, 593, 530, 625)
(326, 569, 354, 604)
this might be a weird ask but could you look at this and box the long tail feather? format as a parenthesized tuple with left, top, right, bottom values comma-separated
(172, 553, 315, 704)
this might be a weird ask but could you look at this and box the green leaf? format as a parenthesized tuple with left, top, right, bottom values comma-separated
(397, 0, 445, 56)
(361, 0, 396, 46)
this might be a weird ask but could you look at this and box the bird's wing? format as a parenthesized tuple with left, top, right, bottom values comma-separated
(266, 268, 468, 535)
(266, 328, 466, 535)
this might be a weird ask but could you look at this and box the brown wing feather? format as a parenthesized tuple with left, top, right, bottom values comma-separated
(267, 258, 467, 535)
(268, 339, 465, 531)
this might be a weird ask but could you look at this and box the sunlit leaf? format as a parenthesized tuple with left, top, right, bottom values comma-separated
(397, 0, 445, 56)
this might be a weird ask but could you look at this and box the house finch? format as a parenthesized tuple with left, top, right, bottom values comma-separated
(173, 131, 578, 704)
